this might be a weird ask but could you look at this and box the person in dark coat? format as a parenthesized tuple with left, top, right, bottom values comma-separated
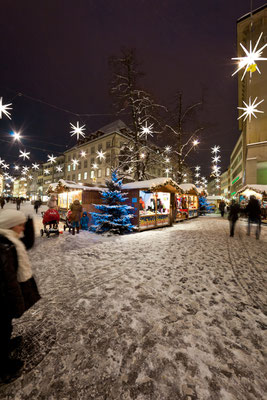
(33, 199, 41, 214)
(0, 197, 5, 209)
(0, 210, 40, 382)
(219, 200, 226, 217)
(246, 195, 261, 239)
(228, 200, 240, 237)
(70, 199, 83, 234)
(16, 198, 21, 210)
(80, 211, 89, 230)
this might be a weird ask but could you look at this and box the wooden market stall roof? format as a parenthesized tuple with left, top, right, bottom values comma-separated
(179, 183, 202, 195)
(48, 179, 104, 193)
(122, 178, 183, 193)
(236, 184, 267, 196)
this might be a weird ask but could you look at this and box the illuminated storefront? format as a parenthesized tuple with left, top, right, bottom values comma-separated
(123, 178, 183, 231)
(237, 184, 267, 220)
(178, 184, 200, 219)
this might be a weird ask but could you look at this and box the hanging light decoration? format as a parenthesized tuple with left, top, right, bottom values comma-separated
(0, 97, 12, 120)
(237, 97, 264, 122)
(19, 149, 30, 160)
(70, 122, 86, 140)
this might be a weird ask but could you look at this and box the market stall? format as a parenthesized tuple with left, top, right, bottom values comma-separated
(47, 179, 104, 220)
(179, 183, 200, 219)
(236, 184, 267, 222)
(122, 178, 183, 231)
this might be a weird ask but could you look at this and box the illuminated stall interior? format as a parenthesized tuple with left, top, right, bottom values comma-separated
(123, 178, 182, 230)
(178, 184, 200, 219)
(237, 184, 267, 221)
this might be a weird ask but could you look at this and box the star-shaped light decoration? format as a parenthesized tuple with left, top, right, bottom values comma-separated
(96, 150, 106, 160)
(28, 175, 33, 180)
(2, 163, 9, 170)
(12, 131, 21, 141)
(192, 139, 200, 146)
(56, 166, 63, 172)
(165, 157, 170, 163)
(70, 122, 86, 140)
(19, 149, 30, 160)
(140, 153, 145, 159)
(232, 32, 267, 81)
(140, 121, 154, 138)
(22, 166, 30, 172)
(72, 159, 79, 167)
(32, 163, 39, 170)
(14, 165, 20, 170)
(80, 151, 86, 158)
(44, 169, 50, 175)
(195, 173, 200, 178)
(211, 145, 220, 154)
(195, 166, 200, 171)
(47, 154, 56, 163)
(0, 158, 4, 166)
(127, 166, 134, 174)
(212, 155, 221, 163)
(92, 163, 98, 169)
(20, 177, 26, 181)
(164, 146, 172, 153)
(237, 97, 264, 122)
(21, 170, 27, 176)
(0, 97, 12, 120)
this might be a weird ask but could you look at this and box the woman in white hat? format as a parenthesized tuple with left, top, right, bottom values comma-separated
(0, 210, 40, 382)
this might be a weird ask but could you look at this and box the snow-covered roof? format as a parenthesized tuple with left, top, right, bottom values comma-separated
(122, 177, 182, 193)
(236, 184, 267, 195)
(49, 179, 103, 192)
(97, 119, 128, 135)
(179, 183, 201, 195)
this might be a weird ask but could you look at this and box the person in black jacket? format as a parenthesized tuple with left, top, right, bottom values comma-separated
(246, 195, 262, 239)
(228, 200, 240, 237)
(0, 210, 40, 382)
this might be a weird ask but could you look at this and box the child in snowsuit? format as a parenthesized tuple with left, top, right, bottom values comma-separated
(80, 211, 89, 230)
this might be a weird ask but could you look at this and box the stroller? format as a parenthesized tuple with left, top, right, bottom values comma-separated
(63, 209, 75, 234)
(41, 208, 60, 238)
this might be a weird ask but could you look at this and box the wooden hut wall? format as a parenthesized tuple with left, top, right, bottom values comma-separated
(82, 190, 103, 214)
(122, 189, 139, 227)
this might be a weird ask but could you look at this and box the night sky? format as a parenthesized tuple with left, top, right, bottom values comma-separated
(0, 0, 266, 176)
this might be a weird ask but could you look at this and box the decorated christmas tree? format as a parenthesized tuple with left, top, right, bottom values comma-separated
(199, 196, 213, 215)
(90, 171, 134, 234)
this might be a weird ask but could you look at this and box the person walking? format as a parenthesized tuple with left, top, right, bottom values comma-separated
(219, 199, 226, 217)
(33, 199, 40, 214)
(0, 210, 40, 382)
(16, 198, 21, 210)
(246, 195, 262, 239)
(228, 199, 240, 237)
(0, 197, 5, 209)
(70, 199, 83, 234)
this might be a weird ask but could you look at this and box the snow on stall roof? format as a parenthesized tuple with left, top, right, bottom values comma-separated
(236, 184, 267, 195)
(52, 179, 104, 191)
(179, 183, 201, 194)
(122, 177, 182, 191)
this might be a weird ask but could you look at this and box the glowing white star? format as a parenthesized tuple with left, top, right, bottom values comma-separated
(56, 165, 63, 172)
(140, 153, 145, 159)
(164, 146, 172, 153)
(12, 131, 21, 141)
(195, 166, 200, 171)
(140, 121, 154, 138)
(237, 97, 264, 122)
(211, 145, 220, 154)
(28, 175, 33, 180)
(2, 163, 9, 170)
(80, 151, 86, 158)
(70, 121, 86, 140)
(44, 169, 50, 175)
(14, 165, 20, 170)
(47, 154, 56, 163)
(19, 149, 30, 160)
(193, 139, 199, 146)
(0, 158, 4, 166)
(212, 155, 221, 163)
(96, 150, 106, 160)
(195, 173, 200, 178)
(22, 166, 29, 172)
(165, 157, 170, 163)
(0, 97, 12, 120)
(92, 163, 98, 169)
(127, 166, 134, 174)
(232, 32, 267, 80)
(32, 163, 39, 170)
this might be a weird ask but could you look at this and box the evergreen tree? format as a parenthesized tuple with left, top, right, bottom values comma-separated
(199, 196, 213, 215)
(90, 171, 134, 234)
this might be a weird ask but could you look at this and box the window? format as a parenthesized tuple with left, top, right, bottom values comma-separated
(98, 143, 102, 151)
(84, 172, 88, 180)
(68, 155, 71, 161)
(106, 141, 111, 149)
(72, 174, 76, 181)
(106, 167, 110, 177)
(91, 146, 95, 154)
(90, 170, 95, 178)
(78, 173, 81, 181)
(91, 157, 95, 165)
(67, 175, 70, 180)
(67, 165, 71, 172)
(106, 153, 111, 163)
(73, 164, 76, 171)
(78, 163, 81, 169)
(84, 160, 88, 168)
(97, 169, 102, 178)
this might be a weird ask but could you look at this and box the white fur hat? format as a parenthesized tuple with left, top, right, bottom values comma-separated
(0, 209, 27, 229)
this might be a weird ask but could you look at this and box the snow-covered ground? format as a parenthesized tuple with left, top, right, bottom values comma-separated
(0, 202, 266, 400)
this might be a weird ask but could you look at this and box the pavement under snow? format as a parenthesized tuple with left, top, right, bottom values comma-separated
(0, 202, 266, 400)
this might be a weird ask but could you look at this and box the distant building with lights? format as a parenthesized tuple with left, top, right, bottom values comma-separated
(233, 4, 267, 195)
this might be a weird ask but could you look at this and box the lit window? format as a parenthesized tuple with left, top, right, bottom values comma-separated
(67, 165, 71, 172)
(97, 169, 102, 178)
(84, 172, 87, 180)
(106, 167, 110, 177)
(73, 164, 76, 171)
(78, 173, 81, 181)
(90, 170, 95, 178)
